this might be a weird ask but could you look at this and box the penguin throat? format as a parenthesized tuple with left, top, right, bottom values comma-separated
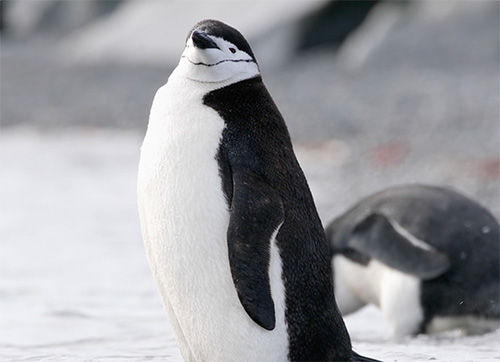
(172, 56, 260, 84)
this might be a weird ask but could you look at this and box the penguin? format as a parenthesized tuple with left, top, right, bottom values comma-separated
(325, 184, 500, 338)
(137, 19, 377, 362)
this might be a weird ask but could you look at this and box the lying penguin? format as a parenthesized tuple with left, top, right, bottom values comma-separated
(326, 184, 500, 338)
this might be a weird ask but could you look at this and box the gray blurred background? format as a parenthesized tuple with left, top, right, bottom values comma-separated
(1, 1, 499, 361)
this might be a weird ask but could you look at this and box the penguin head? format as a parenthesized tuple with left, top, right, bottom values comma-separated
(175, 19, 260, 83)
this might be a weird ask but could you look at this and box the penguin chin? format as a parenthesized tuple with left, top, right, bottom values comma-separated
(173, 57, 258, 84)
(174, 45, 259, 84)
(181, 61, 259, 83)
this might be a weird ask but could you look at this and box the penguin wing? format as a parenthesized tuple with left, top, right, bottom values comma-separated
(227, 169, 284, 331)
(347, 213, 450, 279)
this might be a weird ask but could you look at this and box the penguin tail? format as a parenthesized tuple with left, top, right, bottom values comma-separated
(350, 350, 382, 362)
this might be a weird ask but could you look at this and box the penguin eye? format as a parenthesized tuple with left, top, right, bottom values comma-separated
(229, 47, 236, 54)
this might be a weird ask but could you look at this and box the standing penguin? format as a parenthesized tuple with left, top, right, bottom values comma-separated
(326, 184, 500, 338)
(138, 19, 376, 362)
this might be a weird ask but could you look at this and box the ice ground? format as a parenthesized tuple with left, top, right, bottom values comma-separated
(1, 130, 499, 361)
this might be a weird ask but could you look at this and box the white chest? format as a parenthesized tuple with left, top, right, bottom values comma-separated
(137, 77, 288, 361)
(138, 77, 228, 287)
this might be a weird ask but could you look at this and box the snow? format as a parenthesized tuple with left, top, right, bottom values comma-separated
(1, 129, 498, 361)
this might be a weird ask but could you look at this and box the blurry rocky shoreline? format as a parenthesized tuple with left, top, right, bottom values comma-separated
(2, 1, 498, 217)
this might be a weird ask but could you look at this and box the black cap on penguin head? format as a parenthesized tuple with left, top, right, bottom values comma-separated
(187, 19, 257, 63)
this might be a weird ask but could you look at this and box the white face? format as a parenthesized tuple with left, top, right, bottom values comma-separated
(173, 31, 260, 84)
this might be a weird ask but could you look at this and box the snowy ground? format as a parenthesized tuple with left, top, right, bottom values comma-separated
(1, 130, 498, 361)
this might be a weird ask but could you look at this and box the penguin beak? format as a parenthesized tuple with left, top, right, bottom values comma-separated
(191, 30, 219, 50)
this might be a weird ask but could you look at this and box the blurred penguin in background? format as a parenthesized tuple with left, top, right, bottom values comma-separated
(326, 184, 500, 338)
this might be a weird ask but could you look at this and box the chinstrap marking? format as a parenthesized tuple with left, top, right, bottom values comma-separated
(181, 55, 255, 67)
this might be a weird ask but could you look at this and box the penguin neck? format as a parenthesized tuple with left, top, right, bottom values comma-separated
(168, 61, 260, 93)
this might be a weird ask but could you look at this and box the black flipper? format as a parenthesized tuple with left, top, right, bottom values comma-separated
(348, 213, 450, 280)
(227, 169, 284, 330)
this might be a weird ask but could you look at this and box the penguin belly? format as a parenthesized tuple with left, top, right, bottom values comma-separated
(333, 255, 424, 338)
(138, 79, 288, 362)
